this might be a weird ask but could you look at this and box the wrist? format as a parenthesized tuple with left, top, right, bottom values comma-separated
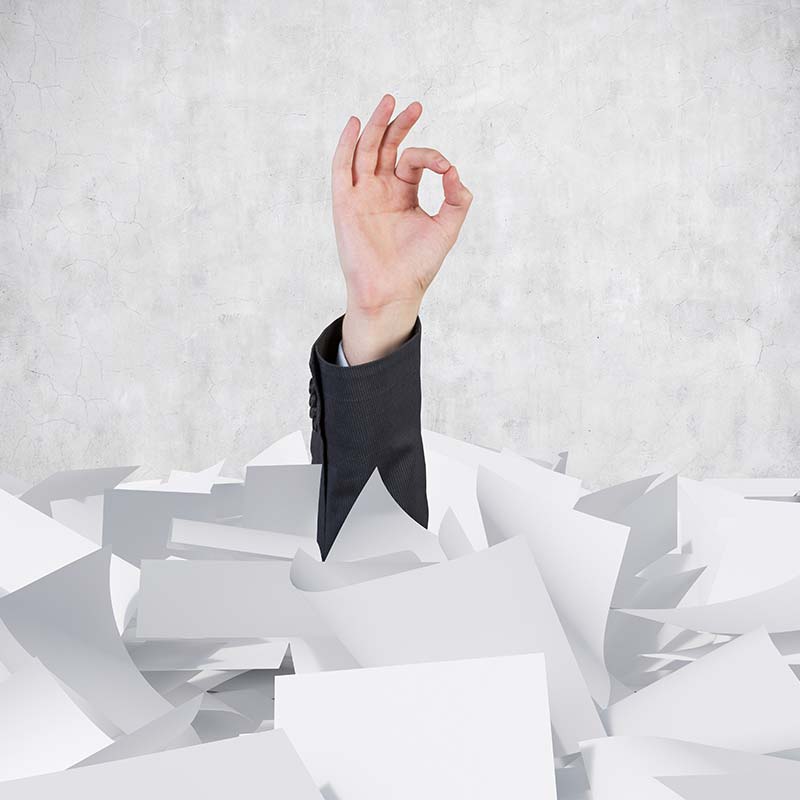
(341, 300, 420, 365)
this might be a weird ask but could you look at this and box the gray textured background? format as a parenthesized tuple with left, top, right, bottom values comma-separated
(1, 0, 798, 487)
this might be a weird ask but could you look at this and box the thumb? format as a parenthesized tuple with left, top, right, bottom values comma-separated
(433, 165, 473, 243)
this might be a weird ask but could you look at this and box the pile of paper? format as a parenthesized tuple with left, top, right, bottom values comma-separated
(1, 428, 799, 798)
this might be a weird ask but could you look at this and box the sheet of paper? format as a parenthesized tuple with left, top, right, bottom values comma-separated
(0, 488, 98, 594)
(243, 464, 320, 537)
(19, 465, 138, 514)
(0, 618, 33, 678)
(326, 469, 445, 562)
(170, 517, 320, 559)
(102, 486, 220, 564)
(478, 465, 629, 707)
(608, 476, 680, 606)
(290, 547, 426, 591)
(74, 696, 203, 767)
(0, 658, 114, 781)
(437, 507, 475, 559)
(620, 573, 800, 633)
(660, 769, 800, 798)
(0, 729, 323, 799)
(492, 447, 585, 505)
(108, 554, 141, 634)
(703, 477, 800, 499)
(574, 474, 660, 520)
(555, 758, 592, 800)
(635, 552, 699, 580)
(296, 535, 605, 756)
(285, 636, 358, 673)
(422, 429, 584, 549)
(137, 559, 330, 639)
(603, 628, 800, 752)
(162, 460, 225, 493)
(0, 547, 173, 734)
(624, 567, 706, 609)
(422, 432, 488, 549)
(275, 654, 556, 800)
(51, 494, 105, 545)
(246, 430, 310, 467)
(39, 493, 139, 634)
(581, 735, 800, 800)
(704, 500, 800, 602)
(129, 639, 288, 671)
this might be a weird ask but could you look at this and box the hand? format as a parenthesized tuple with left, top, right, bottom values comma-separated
(331, 93, 473, 365)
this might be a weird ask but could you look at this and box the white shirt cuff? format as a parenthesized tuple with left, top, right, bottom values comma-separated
(336, 339, 350, 367)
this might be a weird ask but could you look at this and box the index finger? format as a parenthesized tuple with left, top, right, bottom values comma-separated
(331, 115, 361, 194)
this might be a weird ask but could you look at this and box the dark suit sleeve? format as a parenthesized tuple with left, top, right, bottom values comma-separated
(308, 314, 428, 560)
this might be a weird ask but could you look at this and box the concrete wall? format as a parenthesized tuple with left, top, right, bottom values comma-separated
(2, 0, 799, 487)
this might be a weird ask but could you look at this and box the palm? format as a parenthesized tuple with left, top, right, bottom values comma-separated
(331, 95, 472, 316)
(334, 184, 451, 310)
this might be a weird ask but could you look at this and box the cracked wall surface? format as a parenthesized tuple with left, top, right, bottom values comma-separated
(1, 0, 799, 487)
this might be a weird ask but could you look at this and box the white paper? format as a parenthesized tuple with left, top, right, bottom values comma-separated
(574, 474, 660, 520)
(162, 461, 225, 493)
(705, 500, 800, 602)
(422, 430, 583, 550)
(0, 489, 98, 594)
(0, 658, 114, 781)
(659, 768, 800, 798)
(74, 696, 203, 767)
(102, 486, 221, 564)
(243, 464, 320, 537)
(170, 517, 320, 560)
(0, 729, 323, 798)
(0, 547, 173, 734)
(290, 547, 426, 591)
(246, 430, 310, 467)
(0, 618, 33, 677)
(702, 477, 800, 499)
(422, 431, 488, 549)
(581, 735, 800, 800)
(137, 559, 330, 639)
(107, 554, 140, 636)
(437, 507, 475, 559)
(50, 494, 105, 544)
(275, 654, 557, 800)
(285, 636, 358, 673)
(478, 465, 628, 707)
(620, 573, 800, 633)
(296, 535, 605, 756)
(608, 476, 680, 606)
(326, 468, 445, 562)
(129, 639, 288, 671)
(604, 628, 800, 752)
(19, 466, 138, 514)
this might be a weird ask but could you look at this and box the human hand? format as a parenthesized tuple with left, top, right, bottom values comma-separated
(331, 93, 473, 365)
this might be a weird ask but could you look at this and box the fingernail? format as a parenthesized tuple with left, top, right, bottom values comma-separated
(437, 157, 450, 169)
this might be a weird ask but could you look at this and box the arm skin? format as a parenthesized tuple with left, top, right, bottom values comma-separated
(309, 93, 473, 560)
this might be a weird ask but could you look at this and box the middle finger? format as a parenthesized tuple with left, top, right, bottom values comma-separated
(352, 94, 396, 181)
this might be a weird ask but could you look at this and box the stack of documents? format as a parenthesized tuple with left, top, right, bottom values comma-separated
(1, 428, 800, 797)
